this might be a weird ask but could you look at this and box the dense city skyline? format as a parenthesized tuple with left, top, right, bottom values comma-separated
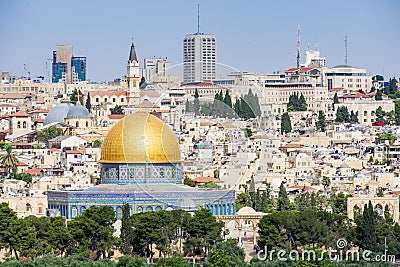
(0, 0, 399, 82)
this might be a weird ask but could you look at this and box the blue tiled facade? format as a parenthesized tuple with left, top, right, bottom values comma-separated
(47, 162, 236, 219)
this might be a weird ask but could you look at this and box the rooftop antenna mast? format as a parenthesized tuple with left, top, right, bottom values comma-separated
(345, 35, 348, 65)
(296, 25, 301, 68)
(197, 4, 200, 34)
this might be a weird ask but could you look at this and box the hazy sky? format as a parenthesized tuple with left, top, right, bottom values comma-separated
(0, 0, 399, 82)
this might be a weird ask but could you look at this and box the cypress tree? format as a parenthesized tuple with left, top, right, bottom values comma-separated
(194, 89, 200, 115)
(316, 110, 326, 131)
(281, 112, 292, 134)
(299, 93, 307, 111)
(185, 99, 190, 113)
(261, 190, 273, 213)
(358, 201, 377, 251)
(277, 183, 290, 211)
(85, 92, 91, 113)
(224, 90, 232, 108)
(120, 203, 134, 255)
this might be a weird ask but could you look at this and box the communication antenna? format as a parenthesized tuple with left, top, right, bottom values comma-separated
(345, 35, 348, 65)
(315, 41, 318, 51)
(296, 25, 301, 68)
(23, 63, 31, 80)
(197, 4, 200, 34)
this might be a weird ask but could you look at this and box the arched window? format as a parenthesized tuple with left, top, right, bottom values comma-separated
(116, 207, 123, 219)
(17, 121, 21, 128)
(71, 206, 78, 218)
(86, 121, 89, 127)
(26, 203, 31, 211)
(23, 121, 27, 128)
(76, 121, 79, 127)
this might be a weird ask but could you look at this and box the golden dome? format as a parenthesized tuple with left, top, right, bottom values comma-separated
(100, 112, 180, 164)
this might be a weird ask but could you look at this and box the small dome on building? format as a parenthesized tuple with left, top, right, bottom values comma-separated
(44, 102, 73, 125)
(174, 196, 197, 211)
(66, 105, 90, 119)
(333, 64, 354, 68)
(237, 206, 257, 215)
(339, 162, 350, 168)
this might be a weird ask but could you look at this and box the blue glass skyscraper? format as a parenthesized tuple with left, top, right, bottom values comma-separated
(52, 46, 86, 83)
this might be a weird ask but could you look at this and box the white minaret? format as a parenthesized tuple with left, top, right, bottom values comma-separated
(127, 40, 140, 106)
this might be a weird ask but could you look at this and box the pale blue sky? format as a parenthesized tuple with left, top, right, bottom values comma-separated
(0, 0, 399, 82)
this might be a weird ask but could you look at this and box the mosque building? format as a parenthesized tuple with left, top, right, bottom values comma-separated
(47, 111, 236, 219)
(46, 41, 236, 218)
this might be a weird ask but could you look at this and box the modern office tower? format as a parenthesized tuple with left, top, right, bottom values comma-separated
(183, 33, 217, 83)
(71, 57, 87, 83)
(140, 58, 170, 82)
(52, 45, 86, 84)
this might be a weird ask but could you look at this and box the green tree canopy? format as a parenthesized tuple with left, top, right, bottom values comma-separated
(37, 126, 64, 146)
(277, 183, 290, 211)
(316, 110, 326, 131)
(110, 105, 124, 115)
(68, 206, 117, 260)
(287, 93, 307, 111)
(281, 112, 292, 134)
(335, 106, 350, 123)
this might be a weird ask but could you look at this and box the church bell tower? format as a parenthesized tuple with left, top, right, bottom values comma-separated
(127, 40, 140, 105)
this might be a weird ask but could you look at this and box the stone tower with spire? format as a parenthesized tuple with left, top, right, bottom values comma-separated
(126, 40, 140, 106)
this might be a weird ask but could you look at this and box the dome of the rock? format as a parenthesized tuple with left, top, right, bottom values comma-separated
(100, 112, 180, 164)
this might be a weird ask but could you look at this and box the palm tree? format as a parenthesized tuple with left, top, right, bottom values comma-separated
(0, 146, 19, 176)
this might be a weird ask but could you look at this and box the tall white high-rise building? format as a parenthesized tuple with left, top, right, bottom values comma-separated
(183, 33, 217, 83)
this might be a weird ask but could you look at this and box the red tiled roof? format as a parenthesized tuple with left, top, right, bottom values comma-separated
(34, 119, 45, 123)
(339, 92, 366, 98)
(9, 111, 31, 117)
(26, 168, 41, 176)
(330, 87, 345, 91)
(289, 185, 317, 191)
(193, 177, 218, 183)
(49, 148, 60, 152)
(0, 103, 17, 107)
(108, 114, 125, 120)
(196, 82, 214, 86)
(17, 161, 28, 166)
